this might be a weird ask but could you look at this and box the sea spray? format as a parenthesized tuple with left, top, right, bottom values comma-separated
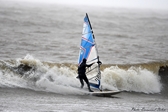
(0, 54, 164, 94)
(101, 66, 162, 94)
(0, 56, 82, 94)
(35, 65, 81, 94)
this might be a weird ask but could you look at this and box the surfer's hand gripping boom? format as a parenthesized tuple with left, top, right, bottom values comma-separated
(97, 60, 102, 65)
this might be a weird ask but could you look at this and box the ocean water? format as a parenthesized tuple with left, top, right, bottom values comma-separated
(0, 0, 168, 112)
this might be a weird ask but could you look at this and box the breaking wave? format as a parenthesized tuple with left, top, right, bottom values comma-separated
(0, 54, 167, 95)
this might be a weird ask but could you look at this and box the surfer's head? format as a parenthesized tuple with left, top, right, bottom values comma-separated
(83, 58, 87, 63)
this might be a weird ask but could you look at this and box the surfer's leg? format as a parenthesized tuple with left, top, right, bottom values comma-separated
(80, 79, 84, 88)
(83, 74, 94, 92)
(87, 83, 94, 92)
(79, 75, 84, 88)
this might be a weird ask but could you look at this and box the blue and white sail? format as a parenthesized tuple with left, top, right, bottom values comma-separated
(78, 13, 102, 90)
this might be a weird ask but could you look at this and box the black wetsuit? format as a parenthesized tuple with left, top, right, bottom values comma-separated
(78, 61, 93, 92)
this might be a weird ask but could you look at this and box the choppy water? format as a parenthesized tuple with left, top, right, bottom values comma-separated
(0, 0, 168, 112)
(0, 0, 168, 64)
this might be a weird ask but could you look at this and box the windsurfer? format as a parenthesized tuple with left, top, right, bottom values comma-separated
(78, 58, 94, 92)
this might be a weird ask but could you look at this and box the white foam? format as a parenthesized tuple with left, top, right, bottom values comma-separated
(34, 66, 82, 94)
(0, 55, 162, 94)
(101, 66, 162, 94)
(0, 70, 28, 88)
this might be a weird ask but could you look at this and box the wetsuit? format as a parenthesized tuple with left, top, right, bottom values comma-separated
(78, 59, 93, 92)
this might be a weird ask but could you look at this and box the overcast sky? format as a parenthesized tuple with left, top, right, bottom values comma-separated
(10, 0, 168, 10)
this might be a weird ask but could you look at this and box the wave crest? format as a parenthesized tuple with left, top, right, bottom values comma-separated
(0, 55, 167, 94)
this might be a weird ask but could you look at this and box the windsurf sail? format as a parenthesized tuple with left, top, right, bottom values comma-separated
(78, 13, 102, 91)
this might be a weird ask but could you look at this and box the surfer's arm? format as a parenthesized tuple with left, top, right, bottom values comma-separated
(86, 63, 94, 68)
(80, 63, 94, 68)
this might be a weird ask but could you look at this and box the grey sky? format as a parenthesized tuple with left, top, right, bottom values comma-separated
(10, 0, 168, 10)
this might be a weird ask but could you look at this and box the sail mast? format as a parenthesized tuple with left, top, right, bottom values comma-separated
(86, 13, 102, 90)
(86, 13, 95, 39)
(86, 13, 100, 62)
